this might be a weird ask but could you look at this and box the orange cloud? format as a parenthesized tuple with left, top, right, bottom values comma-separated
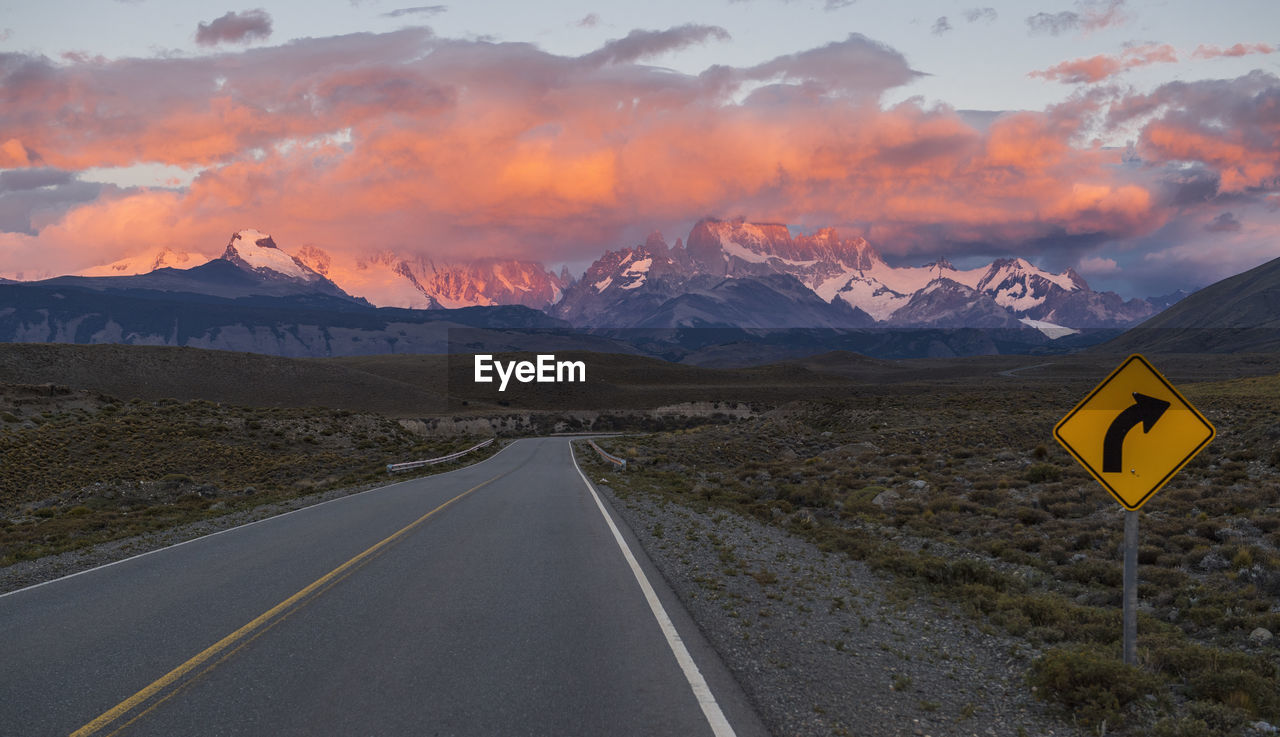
(1033, 41, 1276, 85)
(0, 28, 1271, 281)
(1030, 43, 1178, 84)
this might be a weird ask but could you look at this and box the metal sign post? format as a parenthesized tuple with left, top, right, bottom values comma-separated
(1123, 510, 1138, 665)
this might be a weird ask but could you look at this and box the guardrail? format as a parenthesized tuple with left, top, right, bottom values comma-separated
(387, 439, 495, 473)
(587, 440, 627, 470)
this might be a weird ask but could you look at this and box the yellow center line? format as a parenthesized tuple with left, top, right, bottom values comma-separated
(70, 471, 508, 737)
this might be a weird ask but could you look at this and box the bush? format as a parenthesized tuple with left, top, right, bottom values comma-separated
(1026, 463, 1062, 483)
(1016, 507, 1051, 525)
(1185, 700, 1248, 732)
(1191, 669, 1279, 718)
(1062, 559, 1124, 587)
(1029, 647, 1160, 730)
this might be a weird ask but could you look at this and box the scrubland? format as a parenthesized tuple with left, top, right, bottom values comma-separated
(0, 384, 495, 566)
(590, 372, 1280, 735)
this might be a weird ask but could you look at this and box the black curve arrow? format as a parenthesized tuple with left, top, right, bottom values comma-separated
(1103, 392, 1171, 473)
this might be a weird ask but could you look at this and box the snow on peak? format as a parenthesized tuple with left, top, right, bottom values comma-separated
(979, 257, 1080, 293)
(223, 230, 317, 281)
(79, 247, 205, 277)
(619, 256, 653, 290)
(231, 229, 275, 248)
(975, 257, 1082, 312)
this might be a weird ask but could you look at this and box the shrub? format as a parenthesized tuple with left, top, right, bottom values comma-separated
(1231, 547, 1253, 569)
(1185, 700, 1248, 732)
(1016, 507, 1051, 525)
(1191, 669, 1279, 718)
(1026, 463, 1062, 483)
(1062, 559, 1124, 587)
(1030, 647, 1160, 730)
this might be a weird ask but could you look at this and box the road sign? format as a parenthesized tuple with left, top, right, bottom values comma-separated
(1054, 354, 1215, 511)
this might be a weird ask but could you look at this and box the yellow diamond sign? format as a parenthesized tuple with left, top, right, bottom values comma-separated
(1054, 354, 1215, 511)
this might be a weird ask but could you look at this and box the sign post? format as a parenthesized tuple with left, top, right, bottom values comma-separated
(1054, 354, 1215, 665)
(1123, 510, 1138, 664)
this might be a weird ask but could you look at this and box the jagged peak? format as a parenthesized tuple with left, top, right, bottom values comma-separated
(926, 257, 955, 270)
(1064, 267, 1090, 291)
(221, 228, 318, 282)
(228, 229, 277, 250)
(643, 231, 670, 255)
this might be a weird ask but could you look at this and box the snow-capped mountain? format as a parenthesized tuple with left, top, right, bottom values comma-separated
(410, 257, 569, 310)
(553, 233, 699, 326)
(79, 247, 204, 277)
(218, 229, 358, 302)
(554, 218, 1155, 332)
(222, 230, 569, 311)
(288, 246, 568, 311)
(222, 229, 327, 282)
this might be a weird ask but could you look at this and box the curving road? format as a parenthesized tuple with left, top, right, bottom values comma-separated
(0, 438, 767, 737)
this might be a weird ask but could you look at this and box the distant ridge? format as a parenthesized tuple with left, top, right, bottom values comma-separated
(1101, 256, 1280, 354)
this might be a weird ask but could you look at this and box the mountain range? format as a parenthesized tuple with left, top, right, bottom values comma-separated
(68, 221, 1162, 335)
(4, 223, 1268, 364)
(551, 219, 1158, 334)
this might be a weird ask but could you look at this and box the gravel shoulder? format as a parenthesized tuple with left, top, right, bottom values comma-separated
(596, 477, 1087, 737)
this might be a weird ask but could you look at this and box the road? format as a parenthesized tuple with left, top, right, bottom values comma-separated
(997, 361, 1055, 378)
(0, 438, 767, 737)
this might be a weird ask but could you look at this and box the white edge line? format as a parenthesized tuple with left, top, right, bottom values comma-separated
(0, 439, 520, 601)
(569, 440, 737, 737)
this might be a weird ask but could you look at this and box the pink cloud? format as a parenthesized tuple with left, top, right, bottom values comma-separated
(1192, 42, 1275, 59)
(1030, 43, 1178, 84)
(1079, 255, 1118, 274)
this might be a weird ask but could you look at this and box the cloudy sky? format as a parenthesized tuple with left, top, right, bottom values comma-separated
(1, 0, 1277, 297)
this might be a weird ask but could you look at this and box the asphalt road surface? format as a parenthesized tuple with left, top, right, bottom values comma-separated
(0, 438, 768, 737)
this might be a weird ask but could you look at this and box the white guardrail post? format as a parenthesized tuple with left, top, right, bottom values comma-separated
(386, 439, 495, 473)
(587, 440, 627, 470)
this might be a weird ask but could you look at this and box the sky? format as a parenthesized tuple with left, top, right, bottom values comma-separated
(1, 0, 1278, 297)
